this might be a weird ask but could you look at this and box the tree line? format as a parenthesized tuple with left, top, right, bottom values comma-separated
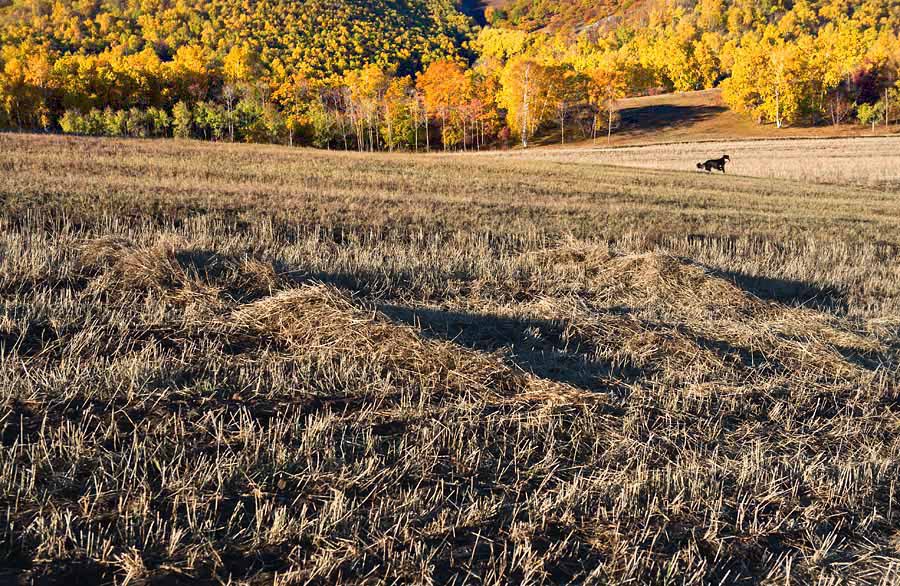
(0, 42, 630, 149)
(1, 0, 899, 149)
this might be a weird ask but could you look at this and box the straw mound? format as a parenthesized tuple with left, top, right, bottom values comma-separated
(591, 252, 761, 315)
(530, 246, 763, 317)
(229, 285, 565, 400)
(526, 250, 887, 385)
(71, 237, 884, 394)
(570, 309, 874, 384)
(77, 236, 280, 303)
(75, 235, 134, 269)
(527, 242, 615, 274)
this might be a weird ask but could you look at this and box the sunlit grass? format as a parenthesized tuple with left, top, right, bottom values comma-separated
(1, 133, 899, 584)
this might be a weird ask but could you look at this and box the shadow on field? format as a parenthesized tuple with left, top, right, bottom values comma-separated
(379, 305, 631, 390)
(707, 267, 848, 312)
(618, 104, 726, 132)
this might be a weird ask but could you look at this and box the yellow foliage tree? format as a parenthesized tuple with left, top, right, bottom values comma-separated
(416, 60, 468, 150)
(498, 57, 559, 148)
(587, 58, 628, 143)
(722, 31, 806, 128)
(223, 45, 257, 85)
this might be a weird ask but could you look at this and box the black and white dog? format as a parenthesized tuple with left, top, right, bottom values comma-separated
(697, 154, 730, 173)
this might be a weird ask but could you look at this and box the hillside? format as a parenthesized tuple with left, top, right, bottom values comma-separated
(0, 0, 474, 79)
(487, 0, 899, 35)
(534, 89, 900, 147)
(481, 0, 663, 33)
(480, 0, 630, 31)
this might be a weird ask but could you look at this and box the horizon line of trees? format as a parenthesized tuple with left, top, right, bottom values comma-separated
(0, 43, 631, 150)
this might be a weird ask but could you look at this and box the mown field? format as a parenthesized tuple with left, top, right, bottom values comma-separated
(1, 133, 900, 585)
(514, 135, 900, 189)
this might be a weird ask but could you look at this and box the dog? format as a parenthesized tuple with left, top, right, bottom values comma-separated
(697, 154, 730, 173)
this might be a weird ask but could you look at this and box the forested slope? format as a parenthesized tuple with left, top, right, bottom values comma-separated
(0, 0, 473, 79)
(482, 0, 649, 32)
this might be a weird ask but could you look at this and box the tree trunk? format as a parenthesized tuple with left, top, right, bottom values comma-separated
(607, 105, 613, 145)
(559, 105, 565, 145)
(413, 104, 419, 153)
(521, 64, 530, 149)
(775, 85, 782, 129)
(462, 115, 466, 152)
(339, 114, 349, 151)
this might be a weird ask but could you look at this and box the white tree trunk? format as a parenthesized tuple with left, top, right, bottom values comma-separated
(775, 85, 782, 129)
(521, 64, 530, 148)
(607, 103, 613, 145)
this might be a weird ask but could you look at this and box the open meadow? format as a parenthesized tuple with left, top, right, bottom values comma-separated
(509, 135, 900, 189)
(2, 133, 900, 584)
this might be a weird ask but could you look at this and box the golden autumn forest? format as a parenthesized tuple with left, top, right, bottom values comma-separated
(1, 0, 900, 149)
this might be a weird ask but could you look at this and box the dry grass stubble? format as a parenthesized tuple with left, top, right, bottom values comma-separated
(508, 136, 900, 188)
(1, 133, 899, 584)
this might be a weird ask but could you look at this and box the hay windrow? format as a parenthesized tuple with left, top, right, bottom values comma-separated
(529, 255, 886, 386)
(590, 252, 762, 314)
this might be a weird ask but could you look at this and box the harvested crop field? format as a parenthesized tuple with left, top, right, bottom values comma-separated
(1, 133, 900, 584)
(517, 136, 900, 189)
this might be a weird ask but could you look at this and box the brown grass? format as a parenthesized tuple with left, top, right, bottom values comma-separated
(1, 132, 899, 584)
(515, 134, 900, 188)
(560, 89, 900, 147)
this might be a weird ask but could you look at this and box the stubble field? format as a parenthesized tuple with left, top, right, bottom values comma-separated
(1, 133, 899, 584)
(508, 136, 900, 189)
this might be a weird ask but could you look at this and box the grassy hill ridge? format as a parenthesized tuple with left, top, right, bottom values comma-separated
(528, 89, 900, 148)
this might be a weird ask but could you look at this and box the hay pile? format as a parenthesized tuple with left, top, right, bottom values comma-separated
(72, 238, 597, 404)
(590, 252, 761, 316)
(229, 285, 591, 403)
(73, 236, 884, 395)
(77, 236, 280, 305)
(526, 248, 886, 387)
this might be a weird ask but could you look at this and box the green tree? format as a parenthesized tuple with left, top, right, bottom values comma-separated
(126, 108, 150, 137)
(857, 101, 884, 132)
(172, 101, 193, 139)
(147, 107, 171, 137)
(102, 107, 126, 136)
(59, 110, 85, 134)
